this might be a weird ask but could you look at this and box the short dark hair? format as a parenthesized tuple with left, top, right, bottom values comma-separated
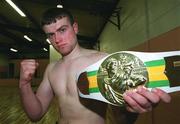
(40, 8, 74, 27)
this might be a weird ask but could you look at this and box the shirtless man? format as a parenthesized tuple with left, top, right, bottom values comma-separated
(19, 8, 171, 124)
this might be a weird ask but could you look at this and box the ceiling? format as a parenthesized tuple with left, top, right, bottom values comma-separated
(0, 0, 119, 59)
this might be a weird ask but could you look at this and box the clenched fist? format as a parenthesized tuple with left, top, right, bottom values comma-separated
(19, 59, 39, 86)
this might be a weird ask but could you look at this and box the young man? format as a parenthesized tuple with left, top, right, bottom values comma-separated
(19, 8, 171, 124)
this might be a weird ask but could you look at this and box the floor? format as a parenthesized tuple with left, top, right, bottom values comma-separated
(1, 85, 180, 124)
(0, 86, 58, 124)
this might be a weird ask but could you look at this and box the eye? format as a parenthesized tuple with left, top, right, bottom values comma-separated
(58, 28, 66, 33)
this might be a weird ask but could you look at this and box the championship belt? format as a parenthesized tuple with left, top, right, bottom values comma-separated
(77, 51, 180, 106)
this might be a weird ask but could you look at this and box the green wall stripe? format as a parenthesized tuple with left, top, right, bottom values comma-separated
(145, 59, 165, 67)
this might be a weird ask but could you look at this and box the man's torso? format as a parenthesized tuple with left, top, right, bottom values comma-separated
(48, 50, 108, 124)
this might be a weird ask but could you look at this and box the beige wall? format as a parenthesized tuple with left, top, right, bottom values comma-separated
(130, 26, 180, 51)
(99, 0, 180, 53)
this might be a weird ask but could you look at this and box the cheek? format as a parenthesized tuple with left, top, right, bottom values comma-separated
(64, 31, 76, 42)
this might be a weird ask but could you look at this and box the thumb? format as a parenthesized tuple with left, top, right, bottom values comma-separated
(152, 88, 171, 103)
(36, 62, 39, 68)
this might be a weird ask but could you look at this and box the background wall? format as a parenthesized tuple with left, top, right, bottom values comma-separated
(130, 26, 180, 51)
(0, 58, 48, 86)
(99, 0, 180, 53)
(49, 45, 61, 62)
(0, 54, 8, 78)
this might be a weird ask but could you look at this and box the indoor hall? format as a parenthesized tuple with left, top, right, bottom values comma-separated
(0, 0, 180, 124)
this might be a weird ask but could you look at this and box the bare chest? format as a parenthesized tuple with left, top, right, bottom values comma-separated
(49, 54, 107, 101)
(49, 62, 78, 98)
(48, 54, 108, 121)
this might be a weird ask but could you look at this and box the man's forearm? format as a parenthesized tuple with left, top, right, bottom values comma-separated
(19, 83, 43, 121)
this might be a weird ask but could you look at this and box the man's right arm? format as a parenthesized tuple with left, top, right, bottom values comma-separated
(19, 59, 54, 122)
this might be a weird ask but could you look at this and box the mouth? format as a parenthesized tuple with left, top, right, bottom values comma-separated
(57, 43, 67, 49)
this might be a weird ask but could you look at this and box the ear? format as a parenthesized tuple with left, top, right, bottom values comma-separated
(73, 22, 78, 34)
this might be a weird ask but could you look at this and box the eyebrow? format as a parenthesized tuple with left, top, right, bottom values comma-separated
(57, 25, 68, 31)
(46, 25, 68, 35)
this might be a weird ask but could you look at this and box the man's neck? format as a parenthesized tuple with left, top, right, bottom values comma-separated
(62, 44, 84, 61)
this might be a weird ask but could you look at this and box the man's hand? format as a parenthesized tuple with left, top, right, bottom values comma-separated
(123, 86, 171, 113)
(20, 59, 39, 87)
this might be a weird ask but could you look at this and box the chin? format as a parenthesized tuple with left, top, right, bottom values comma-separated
(56, 45, 75, 56)
(60, 50, 72, 56)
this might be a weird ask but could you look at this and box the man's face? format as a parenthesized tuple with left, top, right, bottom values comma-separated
(43, 17, 78, 56)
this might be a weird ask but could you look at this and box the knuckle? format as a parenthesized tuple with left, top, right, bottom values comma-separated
(24, 70, 30, 76)
(152, 96, 160, 103)
(130, 103, 138, 110)
(141, 109, 148, 113)
(142, 102, 150, 108)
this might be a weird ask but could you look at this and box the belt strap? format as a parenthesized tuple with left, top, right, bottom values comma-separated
(77, 51, 180, 106)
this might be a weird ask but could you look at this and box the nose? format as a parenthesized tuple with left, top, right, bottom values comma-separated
(54, 32, 62, 44)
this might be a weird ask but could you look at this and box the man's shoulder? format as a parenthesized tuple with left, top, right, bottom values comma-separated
(77, 49, 108, 67)
(46, 60, 60, 71)
(91, 51, 108, 61)
(83, 49, 108, 58)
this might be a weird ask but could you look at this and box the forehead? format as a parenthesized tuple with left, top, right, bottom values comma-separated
(43, 17, 71, 32)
